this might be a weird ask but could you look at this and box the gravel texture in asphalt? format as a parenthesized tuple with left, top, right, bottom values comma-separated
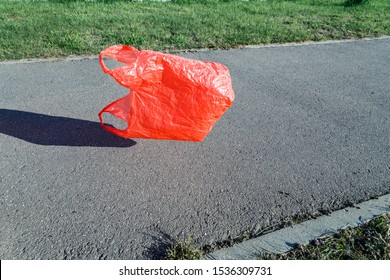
(1, 38, 389, 259)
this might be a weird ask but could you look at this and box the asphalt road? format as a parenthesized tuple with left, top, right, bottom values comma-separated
(1, 38, 389, 259)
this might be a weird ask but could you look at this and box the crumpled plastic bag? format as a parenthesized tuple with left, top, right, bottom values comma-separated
(99, 45, 235, 141)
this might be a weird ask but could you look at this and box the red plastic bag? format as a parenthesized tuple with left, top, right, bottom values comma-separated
(99, 45, 235, 141)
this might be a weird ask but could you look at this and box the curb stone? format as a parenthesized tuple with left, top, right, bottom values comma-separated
(203, 193, 390, 260)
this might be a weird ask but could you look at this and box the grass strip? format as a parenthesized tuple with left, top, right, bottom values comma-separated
(0, 0, 389, 60)
(262, 214, 390, 260)
(165, 214, 390, 260)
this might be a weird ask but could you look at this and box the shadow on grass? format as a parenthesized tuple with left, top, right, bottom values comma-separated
(344, 0, 370, 7)
(0, 109, 136, 147)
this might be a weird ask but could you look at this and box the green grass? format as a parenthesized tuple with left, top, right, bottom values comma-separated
(0, 0, 389, 60)
(263, 214, 390, 260)
(165, 214, 390, 260)
(344, 0, 370, 6)
(165, 236, 203, 260)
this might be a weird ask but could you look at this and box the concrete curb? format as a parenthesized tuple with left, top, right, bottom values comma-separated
(203, 193, 390, 260)
(0, 55, 99, 65)
(1, 36, 389, 65)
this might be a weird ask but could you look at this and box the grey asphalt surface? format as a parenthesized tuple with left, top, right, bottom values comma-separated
(1, 38, 389, 260)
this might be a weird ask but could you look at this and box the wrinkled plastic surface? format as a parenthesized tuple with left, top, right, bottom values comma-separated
(99, 45, 235, 141)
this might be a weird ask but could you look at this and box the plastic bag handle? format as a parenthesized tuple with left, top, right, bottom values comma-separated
(99, 52, 113, 75)
(98, 109, 127, 138)
(98, 94, 131, 138)
(99, 45, 139, 74)
(99, 52, 116, 76)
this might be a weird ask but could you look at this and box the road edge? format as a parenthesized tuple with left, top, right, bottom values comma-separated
(203, 193, 390, 260)
(1, 36, 389, 65)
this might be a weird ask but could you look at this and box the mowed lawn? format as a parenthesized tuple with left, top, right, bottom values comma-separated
(0, 0, 389, 60)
